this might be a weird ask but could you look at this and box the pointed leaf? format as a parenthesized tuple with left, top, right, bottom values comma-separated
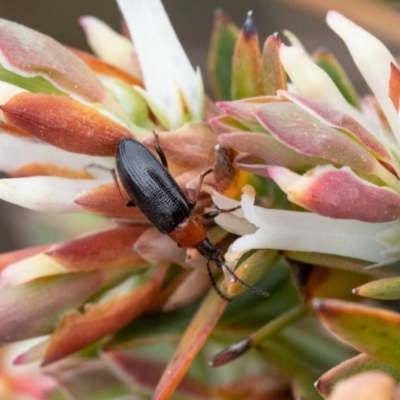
(314, 299, 400, 370)
(261, 33, 287, 95)
(45, 226, 146, 271)
(216, 100, 265, 131)
(42, 266, 166, 365)
(70, 47, 142, 87)
(231, 157, 271, 179)
(1, 93, 130, 156)
(153, 290, 227, 399)
(0, 19, 108, 104)
(0, 120, 30, 137)
(79, 16, 141, 78)
(103, 80, 150, 127)
(231, 12, 261, 99)
(0, 271, 108, 342)
(281, 91, 396, 170)
(353, 277, 400, 300)
(1, 252, 65, 285)
(207, 9, 239, 100)
(0, 176, 108, 212)
(209, 114, 252, 133)
(316, 353, 400, 397)
(279, 44, 369, 129)
(0, 243, 54, 270)
(219, 131, 327, 172)
(256, 102, 380, 175)
(74, 182, 148, 219)
(0, 133, 110, 175)
(282, 251, 391, 279)
(8, 163, 93, 179)
(269, 165, 400, 222)
(326, 11, 400, 139)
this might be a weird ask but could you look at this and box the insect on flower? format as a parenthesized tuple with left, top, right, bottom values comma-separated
(113, 133, 269, 301)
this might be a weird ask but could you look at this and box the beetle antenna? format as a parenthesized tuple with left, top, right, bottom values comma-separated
(221, 261, 270, 298)
(207, 261, 232, 302)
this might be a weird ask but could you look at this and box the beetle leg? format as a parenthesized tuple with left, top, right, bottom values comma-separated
(87, 163, 136, 206)
(188, 168, 214, 209)
(201, 205, 241, 220)
(86, 162, 112, 172)
(110, 169, 136, 207)
(86, 163, 135, 206)
(221, 261, 270, 298)
(152, 131, 169, 170)
(206, 260, 231, 302)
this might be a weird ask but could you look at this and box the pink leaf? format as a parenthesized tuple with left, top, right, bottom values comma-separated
(270, 165, 400, 222)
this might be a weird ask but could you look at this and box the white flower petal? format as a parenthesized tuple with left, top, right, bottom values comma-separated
(326, 11, 400, 141)
(0, 176, 110, 212)
(282, 30, 306, 51)
(79, 16, 139, 76)
(116, 0, 203, 128)
(279, 44, 376, 133)
(215, 212, 256, 236)
(240, 201, 386, 262)
(215, 189, 389, 263)
(0, 134, 113, 175)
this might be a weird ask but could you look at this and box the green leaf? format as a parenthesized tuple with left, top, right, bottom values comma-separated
(283, 251, 383, 276)
(226, 249, 279, 297)
(314, 299, 400, 370)
(313, 48, 359, 108)
(353, 277, 400, 300)
(0, 64, 66, 95)
(261, 33, 287, 95)
(231, 12, 261, 99)
(207, 9, 239, 100)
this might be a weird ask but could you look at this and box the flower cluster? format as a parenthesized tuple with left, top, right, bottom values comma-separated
(0, 1, 399, 399)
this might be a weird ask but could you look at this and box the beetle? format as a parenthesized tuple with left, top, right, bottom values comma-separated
(113, 134, 268, 301)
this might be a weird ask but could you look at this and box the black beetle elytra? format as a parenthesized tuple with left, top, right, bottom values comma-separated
(114, 134, 269, 301)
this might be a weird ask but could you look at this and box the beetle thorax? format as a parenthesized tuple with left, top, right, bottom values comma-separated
(168, 217, 206, 248)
